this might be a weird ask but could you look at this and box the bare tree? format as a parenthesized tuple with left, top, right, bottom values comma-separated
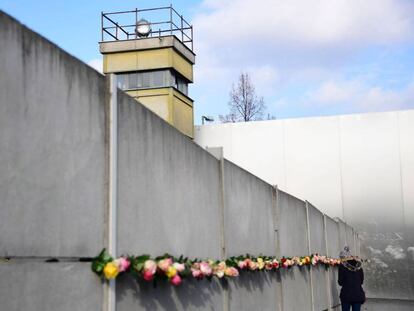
(219, 73, 266, 122)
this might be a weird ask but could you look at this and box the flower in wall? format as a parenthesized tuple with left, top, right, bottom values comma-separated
(265, 260, 273, 270)
(246, 259, 258, 270)
(213, 261, 227, 278)
(144, 260, 157, 274)
(103, 262, 119, 279)
(166, 266, 177, 278)
(170, 274, 182, 286)
(200, 261, 213, 276)
(311, 255, 319, 265)
(257, 258, 265, 270)
(91, 249, 347, 286)
(238, 260, 248, 269)
(114, 257, 131, 272)
(191, 262, 203, 279)
(142, 260, 157, 281)
(292, 256, 300, 265)
(191, 268, 203, 279)
(173, 262, 185, 273)
(225, 267, 239, 277)
(158, 258, 173, 272)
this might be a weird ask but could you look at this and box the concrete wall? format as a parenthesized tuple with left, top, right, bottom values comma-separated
(116, 89, 223, 311)
(0, 11, 107, 259)
(0, 11, 107, 311)
(277, 191, 312, 311)
(0, 262, 103, 311)
(325, 216, 341, 309)
(0, 10, 359, 311)
(308, 204, 329, 311)
(195, 111, 414, 306)
(223, 160, 280, 311)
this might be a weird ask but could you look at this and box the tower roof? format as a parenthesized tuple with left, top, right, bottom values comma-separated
(101, 6, 193, 52)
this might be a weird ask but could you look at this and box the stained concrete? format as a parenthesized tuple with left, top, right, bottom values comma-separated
(116, 90, 222, 259)
(223, 160, 276, 256)
(280, 267, 312, 311)
(0, 262, 103, 311)
(308, 204, 329, 311)
(277, 191, 312, 311)
(277, 191, 308, 256)
(228, 272, 281, 311)
(223, 160, 281, 310)
(0, 11, 107, 257)
(117, 274, 223, 311)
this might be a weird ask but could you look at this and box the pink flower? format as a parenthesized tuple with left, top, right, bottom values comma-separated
(200, 262, 212, 276)
(191, 269, 203, 279)
(158, 258, 173, 272)
(265, 261, 273, 270)
(225, 267, 239, 277)
(114, 257, 131, 272)
(143, 270, 154, 281)
(173, 262, 185, 273)
(143, 260, 157, 275)
(238, 260, 247, 269)
(213, 261, 226, 278)
(247, 259, 258, 271)
(170, 274, 182, 286)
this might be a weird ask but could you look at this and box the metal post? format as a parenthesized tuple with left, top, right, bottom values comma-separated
(305, 201, 315, 311)
(323, 215, 333, 310)
(106, 74, 118, 311)
(191, 26, 193, 50)
(101, 12, 104, 41)
(272, 185, 283, 311)
(216, 148, 229, 311)
(170, 5, 173, 35)
(181, 15, 184, 42)
(135, 8, 138, 39)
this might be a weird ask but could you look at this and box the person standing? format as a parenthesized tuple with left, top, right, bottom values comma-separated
(338, 246, 365, 311)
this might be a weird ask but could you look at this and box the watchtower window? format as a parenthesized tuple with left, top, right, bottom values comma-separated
(117, 70, 173, 90)
(116, 69, 189, 96)
(175, 74, 188, 95)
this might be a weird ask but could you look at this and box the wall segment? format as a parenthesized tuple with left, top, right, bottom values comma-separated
(0, 11, 358, 311)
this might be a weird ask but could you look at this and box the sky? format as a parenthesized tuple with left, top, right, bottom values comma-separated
(2, 0, 414, 124)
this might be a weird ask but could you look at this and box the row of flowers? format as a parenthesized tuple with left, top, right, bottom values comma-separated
(91, 249, 342, 286)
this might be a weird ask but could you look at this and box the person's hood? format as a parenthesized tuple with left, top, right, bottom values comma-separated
(343, 259, 362, 271)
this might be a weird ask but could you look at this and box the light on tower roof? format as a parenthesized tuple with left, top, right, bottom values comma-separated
(135, 19, 151, 37)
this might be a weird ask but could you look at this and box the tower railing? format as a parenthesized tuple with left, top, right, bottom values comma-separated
(101, 6, 193, 51)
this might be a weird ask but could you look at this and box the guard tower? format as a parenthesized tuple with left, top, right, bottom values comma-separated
(99, 6, 195, 138)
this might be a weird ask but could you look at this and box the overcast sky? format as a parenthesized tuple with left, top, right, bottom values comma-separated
(2, 0, 414, 124)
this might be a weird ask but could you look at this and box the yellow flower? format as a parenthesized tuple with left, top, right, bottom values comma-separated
(257, 258, 265, 270)
(103, 262, 119, 280)
(166, 266, 177, 278)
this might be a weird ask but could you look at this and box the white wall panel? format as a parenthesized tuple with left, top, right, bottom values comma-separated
(283, 118, 343, 219)
(338, 112, 404, 227)
(195, 109, 414, 302)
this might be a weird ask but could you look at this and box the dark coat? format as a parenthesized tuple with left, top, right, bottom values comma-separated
(338, 260, 365, 303)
